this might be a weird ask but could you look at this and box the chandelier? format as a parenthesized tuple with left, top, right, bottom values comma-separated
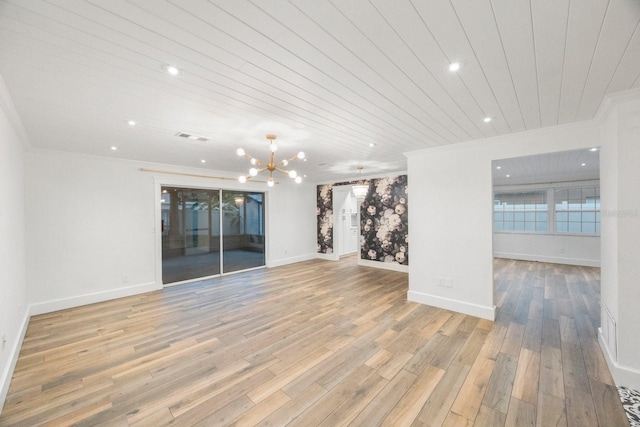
(352, 166, 369, 200)
(236, 134, 305, 187)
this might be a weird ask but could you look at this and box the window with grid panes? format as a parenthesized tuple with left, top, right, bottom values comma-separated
(494, 191, 548, 232)
(554, 187, 600, 234)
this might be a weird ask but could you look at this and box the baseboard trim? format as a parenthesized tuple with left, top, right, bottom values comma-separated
(493, 252, 600, 267)
(316, 252, 339, 261)
(407, 290, 495, 321)
(0, 308, 30, 415)
(29, 282, 160, 316)
(358, 259, 408, 273)
(267, 253, 317, 268)
(598, 327, 640, 391)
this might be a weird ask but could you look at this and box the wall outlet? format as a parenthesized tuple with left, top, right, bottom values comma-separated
(1, 334, 6, 352)
(445, 277, 453, 288)
(438, 276, 445, 287)
(122, 275, 129, 284)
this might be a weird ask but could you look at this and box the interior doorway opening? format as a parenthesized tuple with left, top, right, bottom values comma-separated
(333, 186, 359, 258)
(491, 148, 601, 310)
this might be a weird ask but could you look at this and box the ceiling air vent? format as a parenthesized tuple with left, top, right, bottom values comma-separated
(176, 132, 210, 143)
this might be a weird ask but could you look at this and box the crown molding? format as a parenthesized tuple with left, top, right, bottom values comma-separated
(594, 87, 640, 123)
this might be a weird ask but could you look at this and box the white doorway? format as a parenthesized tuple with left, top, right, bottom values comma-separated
(333, 186, 359, 257)
(491, 148, 601, 308)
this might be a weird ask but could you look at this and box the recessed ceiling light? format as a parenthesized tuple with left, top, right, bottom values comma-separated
(448, 62, 461, 72)
(127, 120, 136, 126)
(201, 159, 206, 163)
(110, 146, 117, 151)
(506, 174, 510, 178)
(589, 147, 599, 152)
(163, 64, 181, 76)
(496, 166, 501, 169)
(483, 117, 492, 123)
(581, 163, 586, 166)
(369, 143, 375, 147)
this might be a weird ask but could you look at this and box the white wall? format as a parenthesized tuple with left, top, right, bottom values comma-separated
(264, 178, 318, 267)
(493, 233, 600, 267)
(406, 121, 599, 320)
(600, 108, 619, 324)
(598, 90, 640, 390)
(26, 151, 158, 313)
(614, 95, 640, 386)
(0, 79, 29, 412)
(26, 149, 317, 315)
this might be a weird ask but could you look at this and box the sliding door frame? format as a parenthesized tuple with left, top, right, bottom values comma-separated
(154, 177, 269, 287)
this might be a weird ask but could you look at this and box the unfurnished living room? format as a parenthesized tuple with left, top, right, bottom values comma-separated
(1, 1, 639, 426)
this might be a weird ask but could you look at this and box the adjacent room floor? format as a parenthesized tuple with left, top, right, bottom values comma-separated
(0, 257, 629, 426)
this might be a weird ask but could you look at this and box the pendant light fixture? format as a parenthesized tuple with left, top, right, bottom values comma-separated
(352, 166, 369, 200)
(237, 134, 305, 186)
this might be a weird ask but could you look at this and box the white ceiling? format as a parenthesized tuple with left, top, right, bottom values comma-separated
(0, 0, 638, 183)
(492, 148, 600, 187)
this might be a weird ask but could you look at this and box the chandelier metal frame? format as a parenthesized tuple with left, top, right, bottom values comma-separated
(237, 134, 305, 187)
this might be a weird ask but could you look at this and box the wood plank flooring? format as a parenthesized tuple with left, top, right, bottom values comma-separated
(0, 257, 628, 426)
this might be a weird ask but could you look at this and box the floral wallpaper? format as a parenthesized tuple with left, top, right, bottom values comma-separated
(360, 175, 408, 265)
(316, 175, 408, 266)
(317, 184, 334, 253)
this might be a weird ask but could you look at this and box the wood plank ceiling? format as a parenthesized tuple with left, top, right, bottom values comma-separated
(0, 0, 638, 182)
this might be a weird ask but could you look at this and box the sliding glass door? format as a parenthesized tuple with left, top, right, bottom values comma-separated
(221, 190, 265, 273)
(161, 186, 265, 284)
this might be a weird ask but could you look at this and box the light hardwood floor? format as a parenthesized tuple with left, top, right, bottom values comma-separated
(0, 257, 629, 426)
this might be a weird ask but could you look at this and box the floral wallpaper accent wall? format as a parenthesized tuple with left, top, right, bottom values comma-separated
(317, 184, 334, 253)
(316, 175, 408, 266)
(361, 175, 408, 265)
